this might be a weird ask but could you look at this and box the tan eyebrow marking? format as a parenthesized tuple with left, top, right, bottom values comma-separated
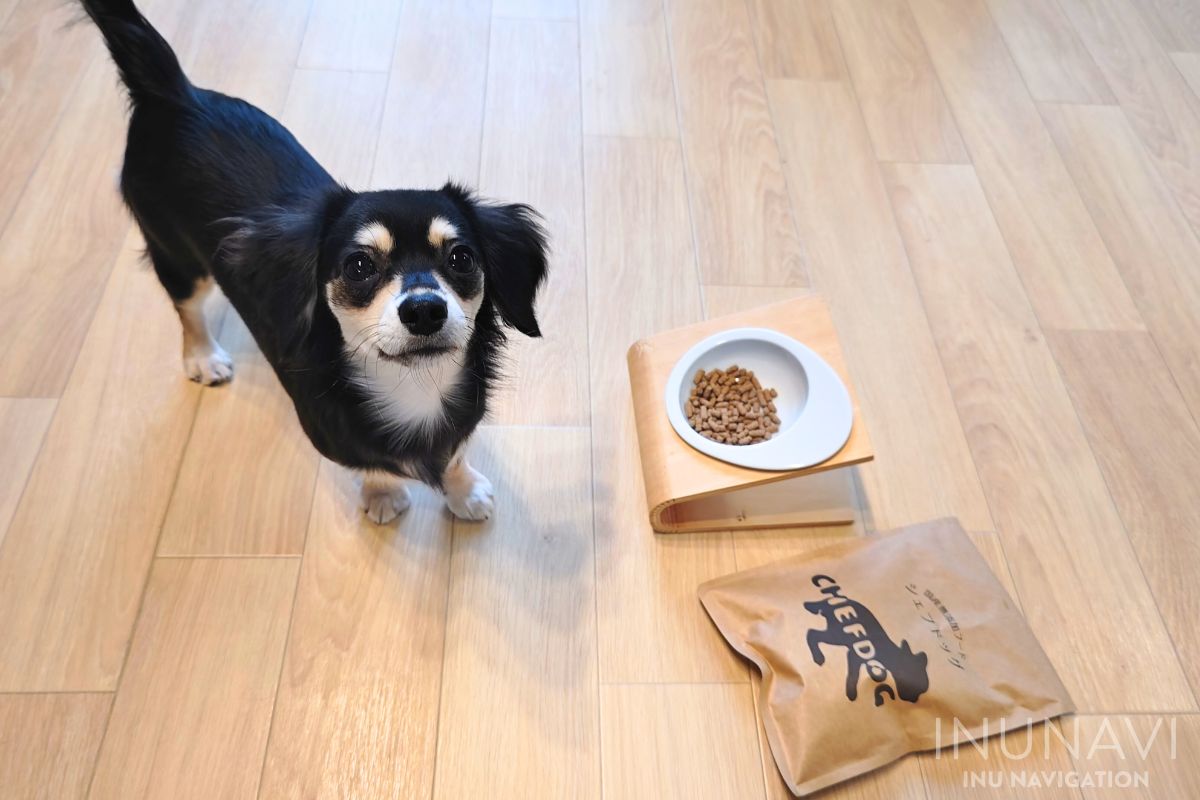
(427, 216, 458, 248)
(354, 222, 393, 254)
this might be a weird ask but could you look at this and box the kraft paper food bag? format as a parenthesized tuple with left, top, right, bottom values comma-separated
(698, 518, 1073, 796)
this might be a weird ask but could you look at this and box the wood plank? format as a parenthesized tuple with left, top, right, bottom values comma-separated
(0, 0, 95, 230)
(882, 161, 1194, 710)
(984, 0, 1114, 103)
(600, 684, 765, 800)
(665, 0, 806, 286)
(1047, 330, 1200, 698)
(157, 313, 319, 556)
(89, 557, 298, 800)
(829, 0, 969, 163)
(1137, 0, 1200, 53)
(0, 232, 203, 691)
(745, 0, 845, 80)
(432, 427, 598, 799)
(584, 136, 745, 683)
(298, 0, 402, 72)
(1172, 51, 1200, 100)
(167, 0, 310, 115)
(1042, 103, 1200, 422)
(257, 462, 451, 800)
(908, 0, 1141, 331)
(0, 56, 132, 397)
(281, 69, 388, 188)
(1069, 715, 1200, 799)
(158, 69, 386, 556)
(580, 0, 678, 138)
(1059, 0, 1200, 239)
(372, 0, 490, 188)
(494, 0, 577, 18)
(0, 694, 110, 800)
(0, 398, 55, 548)
(766, 80, 993, 532)
(478, 18, 590, 426)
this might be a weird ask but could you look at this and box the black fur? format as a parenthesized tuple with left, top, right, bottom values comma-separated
(80, 0, 548, 489)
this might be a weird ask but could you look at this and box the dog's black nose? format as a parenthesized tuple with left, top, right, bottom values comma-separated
(398, 295, 448, 336)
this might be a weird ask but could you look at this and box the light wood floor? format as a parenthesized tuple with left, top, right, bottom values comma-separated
(2, 0, 1200, 797)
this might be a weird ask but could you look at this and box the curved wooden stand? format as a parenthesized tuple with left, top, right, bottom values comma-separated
(627, 294, 874, 533)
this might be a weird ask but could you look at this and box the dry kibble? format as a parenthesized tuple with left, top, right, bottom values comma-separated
(685, 365, 781, 446)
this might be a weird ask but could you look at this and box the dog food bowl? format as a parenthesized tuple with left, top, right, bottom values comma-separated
(664, 327, 853, 470)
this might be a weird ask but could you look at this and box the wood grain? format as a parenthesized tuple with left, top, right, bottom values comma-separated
(909, 0, 1141, 331)
(157, 312, 319, 556)
(1059, 0, 1200, 238)
(433, 427, 598, 799)
(600, 684, 765, 800)
(0, 0, 95, 230)
(494, 0, 577, 19)
(0, 694, 110, 800)
(0, 398, 55, 548)
(1047, 330, 1200, 698)
(984, 0, 1114, 103)
(372, 0, 490, 188)
(1068, 715, 1200, 799)
(665, 0, 807, 286)
(0, 57, 131, 397)
(478, 18, 590, 426)
(281, 69, 388, 188)
(88, 557, 298, 800)
(1042, 103, 1200, 422)
(1172, 51, 1200, 99)
(584, 137, 744, 683)
(580, 0, 678, 137)
(166, 0, 309, 115)
(257, 463, 451, 800)
(883, 161, 1193, 710)
(767, 80, 993, 532)
(745, 0, 845, 79)
(1136, 0, 1200, 53)
(0, 233, 203, 691)
(830, 0, 969, 163)
(298, 0, 402, 72)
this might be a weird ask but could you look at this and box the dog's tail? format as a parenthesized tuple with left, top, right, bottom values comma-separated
(78, 0, 191, 106)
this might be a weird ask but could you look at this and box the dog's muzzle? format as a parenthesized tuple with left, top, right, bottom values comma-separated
(398, 294, 448, 336)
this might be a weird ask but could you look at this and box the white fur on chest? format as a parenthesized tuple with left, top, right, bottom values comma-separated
(349, 356, 463, 434)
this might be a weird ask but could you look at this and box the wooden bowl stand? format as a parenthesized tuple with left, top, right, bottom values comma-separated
(626, 294, 874, 534)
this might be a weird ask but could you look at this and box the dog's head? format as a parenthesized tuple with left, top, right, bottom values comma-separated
(321, 184, 547, 366)
(228, 183, 547, 367)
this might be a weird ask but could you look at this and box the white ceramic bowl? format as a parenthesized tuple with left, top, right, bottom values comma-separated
(664, 327, 853, 470)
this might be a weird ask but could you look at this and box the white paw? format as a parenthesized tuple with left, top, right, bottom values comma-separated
(445, 471, 494, 521)
(361, 483, 412, 525)
(183, 344, 234, 386)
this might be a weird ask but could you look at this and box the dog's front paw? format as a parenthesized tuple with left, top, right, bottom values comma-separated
(445, 469, 494, 521)
(361, 482, 412, 525)
(183, 344, 234, 386)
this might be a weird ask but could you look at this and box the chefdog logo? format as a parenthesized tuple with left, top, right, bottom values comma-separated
(805, 575, 930, 706)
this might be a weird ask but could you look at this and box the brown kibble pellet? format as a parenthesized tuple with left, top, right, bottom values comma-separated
(685, 365, 781, 446)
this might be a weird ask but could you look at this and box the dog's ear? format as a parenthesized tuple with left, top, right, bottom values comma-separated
(445, 184, 548, 337)
(219, 187, 353, 355)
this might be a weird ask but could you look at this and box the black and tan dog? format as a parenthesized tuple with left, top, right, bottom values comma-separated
(79, 0, 548, 523)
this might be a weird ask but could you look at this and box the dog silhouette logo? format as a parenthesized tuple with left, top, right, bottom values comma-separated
(804, 574, 930, 706)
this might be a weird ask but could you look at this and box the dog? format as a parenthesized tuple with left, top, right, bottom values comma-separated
(805, 575, 931, 706)
(78, 0, 548, 523)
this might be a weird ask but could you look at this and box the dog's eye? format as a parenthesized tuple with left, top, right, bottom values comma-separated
(343, 253, 377, 283)
(448, 244, 476, 273)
